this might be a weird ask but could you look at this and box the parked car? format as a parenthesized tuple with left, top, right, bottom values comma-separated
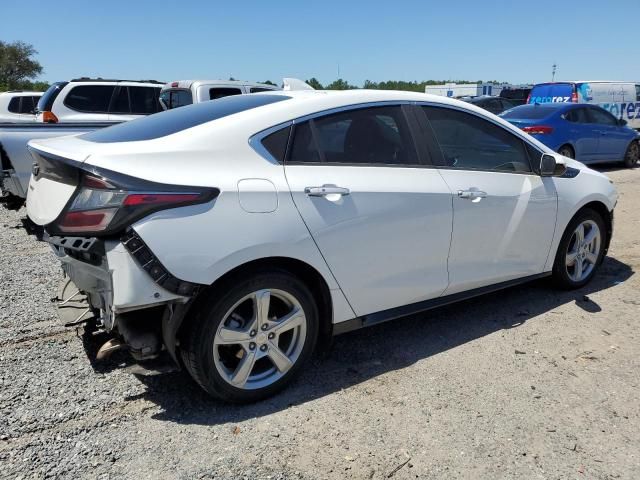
(36, 78, 164, 123)
(159, 79, 280, 110)
(499, 87, 531, 106)
(0, 91, 43, 123)
(501, 103, 640, 167)
(462, 95, 516, 115)
(527, 81, 640, 130)
(26, 91, 617, 402)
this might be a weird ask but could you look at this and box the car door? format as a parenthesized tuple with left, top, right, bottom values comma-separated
(417, 105, 557, 295)
(283, 104, 453, 317)
(587, 106, 629, 161)
(563, 107, 599, 161)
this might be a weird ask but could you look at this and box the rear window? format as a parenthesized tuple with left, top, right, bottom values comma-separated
(159, 89, 193, 110)
(7, 97, 20, 113)
(500, 105, 558, 120)
(82, 93, 290, 143)
(37, 82, 68, 112)
(64, 85, 116, 113)
(500, 88, 530, 101)
(528, 83, 573, 104)
(129, 86, 162, 114)
(209, 87, 242, 100)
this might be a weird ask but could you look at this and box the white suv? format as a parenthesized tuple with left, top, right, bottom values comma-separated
(0, 91, 43, 123)
(35, 78, 164, 123)
(159, 79, 279, 110)
(26, 90, 617, 403)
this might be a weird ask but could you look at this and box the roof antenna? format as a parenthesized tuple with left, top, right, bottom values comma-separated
(551, 63, 557, 82)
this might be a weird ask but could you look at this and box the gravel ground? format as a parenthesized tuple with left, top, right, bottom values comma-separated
(1, 166, 639, 480)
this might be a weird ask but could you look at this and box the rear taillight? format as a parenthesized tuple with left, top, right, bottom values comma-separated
(522, 125, 554, 135)
(526, 93, 531, 104)
(42, 111, 58, 123)
(571, 91, 578, 103)
(55, 171, 218, 235)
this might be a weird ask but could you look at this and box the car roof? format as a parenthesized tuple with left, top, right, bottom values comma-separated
(0, 91, 43, 96)
(162, 79, 279, 90)
(69, 77, 164, 84)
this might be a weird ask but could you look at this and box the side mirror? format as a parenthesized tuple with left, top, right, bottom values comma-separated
(618, 118, 627, 127)
(540, 153, 568, 177)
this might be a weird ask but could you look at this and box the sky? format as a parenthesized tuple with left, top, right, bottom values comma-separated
(2, 0, 639, 87)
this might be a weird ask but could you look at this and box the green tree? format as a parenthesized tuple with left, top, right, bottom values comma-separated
(262, 80, 276, 86)
(305, 77, 324, 90)
(324, 78, 357, 90)
(0, 41, 43, 90)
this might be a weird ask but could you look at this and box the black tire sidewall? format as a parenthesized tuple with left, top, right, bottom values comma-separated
(558, 145, 574, 159)
(624, 141, 639, 168)
(183, 270, 319, 403)
(552, 208, 606, 289)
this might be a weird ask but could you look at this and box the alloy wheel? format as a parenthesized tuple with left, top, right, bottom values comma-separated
(212, 289, 307, 390)
(565, 220, 601, 282)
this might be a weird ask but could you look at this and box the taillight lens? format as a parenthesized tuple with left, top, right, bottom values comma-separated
(55, 172, 218, 235)
(526, 94, 531, 104)
(522, 125, 554, 135)
(42, 111, 58, 123)
(571, 91, 578, 103)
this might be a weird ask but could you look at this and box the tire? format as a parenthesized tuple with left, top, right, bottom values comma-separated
(623, 140, 639, 168)
(180, 270, 319, 403)
(558, 145, 575, 159)
(552, 208, 607, 289)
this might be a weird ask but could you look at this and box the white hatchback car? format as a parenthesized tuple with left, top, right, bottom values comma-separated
(26, 90, 617, 402)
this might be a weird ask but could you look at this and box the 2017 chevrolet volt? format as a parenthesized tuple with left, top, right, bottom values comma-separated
(26, 90, 617, 402)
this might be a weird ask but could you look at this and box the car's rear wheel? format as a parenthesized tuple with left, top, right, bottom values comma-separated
(180, 271, 319, 403)
(623, 140, 639, 168)
(558, 144, 575, 159)
(552, 208, 606, 289)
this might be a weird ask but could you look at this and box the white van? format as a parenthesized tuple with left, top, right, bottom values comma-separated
(528, 81, 640, 129)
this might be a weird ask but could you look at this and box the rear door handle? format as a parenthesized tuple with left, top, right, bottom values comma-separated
(305, 185, 350, 197)
(458, 190, 487, 200)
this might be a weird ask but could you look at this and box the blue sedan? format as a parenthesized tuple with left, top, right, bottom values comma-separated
(500, 103, 640, 167)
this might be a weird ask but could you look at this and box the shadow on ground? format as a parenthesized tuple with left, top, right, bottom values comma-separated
(81, 256, 633, 425)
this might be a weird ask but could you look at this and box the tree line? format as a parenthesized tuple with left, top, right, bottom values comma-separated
(1, 40, 501, 93)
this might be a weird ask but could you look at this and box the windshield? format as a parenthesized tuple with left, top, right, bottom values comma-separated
(500, 105, 559, 120)
(82, 93, 290, 143)
(528, 83, 574, 104)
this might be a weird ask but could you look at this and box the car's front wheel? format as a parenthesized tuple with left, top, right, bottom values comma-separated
(558, 144, 575, 159)
(552, 208, 606, 289)
(180, 271, 319, 403)
(623, 140, 639, 168)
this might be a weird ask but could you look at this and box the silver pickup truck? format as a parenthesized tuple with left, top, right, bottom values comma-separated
(0, 123, 115, 207)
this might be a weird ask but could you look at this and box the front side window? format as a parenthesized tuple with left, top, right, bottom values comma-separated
(423, 106, 532, 173)
(289, 105, 418, 166)
(129, 86, 162, 114)
(64, 85, 116, 113)
(109, 87, 130, 113)
(587, 107, 617, 126)
(209, 88, 242, 100)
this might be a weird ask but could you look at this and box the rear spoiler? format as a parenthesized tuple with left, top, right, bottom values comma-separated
(282, 78, 314, 91)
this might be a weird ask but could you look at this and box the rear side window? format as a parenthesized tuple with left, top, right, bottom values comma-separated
(424, 106, 531, 173)
(82, 94, 290, 143)
(636, 85, 640, 101)
(64, 85, 116, 113)
(260, 126, 291, 163)
(159, 89, 192, 109)
(210, 88, 242, 100)
(564, 108, 589, 123)
(37, 82, 68, 112)
(7, 97, 20, 113)
(289, 106, 418, 166)
(250, 87, 274, 93)
(528, 83, 573, 104)
(129, 86, 162, 114)
(19, 96, 37, 114)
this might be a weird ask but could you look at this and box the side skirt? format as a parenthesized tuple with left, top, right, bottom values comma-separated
(332, 272, 552, 336)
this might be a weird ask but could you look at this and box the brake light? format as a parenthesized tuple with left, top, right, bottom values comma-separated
(42, 111, 58, 123)
(526, 93, 531, 104)
(571, 91, 578, 103)
(522, 125, 554, 135)
(171, 82, 179, 87)
(55, 172, 218, 235)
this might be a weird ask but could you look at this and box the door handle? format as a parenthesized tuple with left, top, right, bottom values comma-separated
(305, 185, 351, 197)
(458, 190, 487, 200)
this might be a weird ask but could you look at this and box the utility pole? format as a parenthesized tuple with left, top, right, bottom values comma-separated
(552, 63, 557, 82)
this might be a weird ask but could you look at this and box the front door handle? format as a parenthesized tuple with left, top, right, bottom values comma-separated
(305, 185, 350, 197)
(458, 190, 487, 200)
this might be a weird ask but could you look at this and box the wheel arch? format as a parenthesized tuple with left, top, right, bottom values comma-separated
(170, 256, 335, 362)
(555, 200, 613, 263)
